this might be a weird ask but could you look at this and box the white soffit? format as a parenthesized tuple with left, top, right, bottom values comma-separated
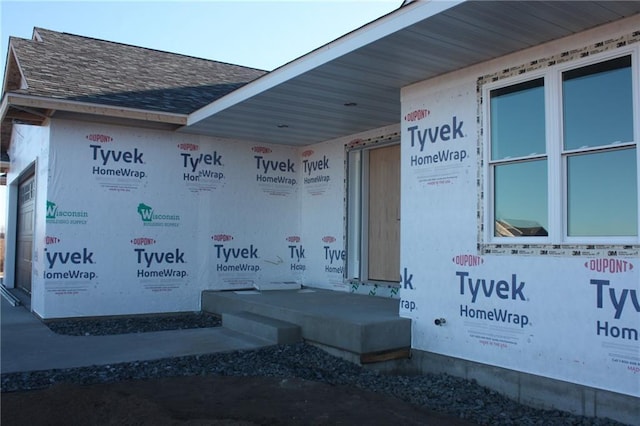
(181, 1, 640, 146)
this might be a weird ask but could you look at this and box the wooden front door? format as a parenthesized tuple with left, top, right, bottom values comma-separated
(367, 144, 400, 282)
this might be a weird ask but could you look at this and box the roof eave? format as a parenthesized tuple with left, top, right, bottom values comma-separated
(186, 0, 464, 127)
(1, 93, 189, 126)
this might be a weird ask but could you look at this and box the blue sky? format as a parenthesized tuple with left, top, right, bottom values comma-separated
(0, 0, 399, 229)
(1, 0, 399, 88)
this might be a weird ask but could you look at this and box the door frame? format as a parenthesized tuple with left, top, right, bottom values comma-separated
(345, 137, 401, 286)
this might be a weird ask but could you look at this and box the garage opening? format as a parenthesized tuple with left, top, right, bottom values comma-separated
(15, 173, 35, 293)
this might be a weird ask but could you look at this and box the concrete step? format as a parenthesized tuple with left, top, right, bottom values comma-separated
(203, 289, 411, 364)
(222, 311, 302, 345)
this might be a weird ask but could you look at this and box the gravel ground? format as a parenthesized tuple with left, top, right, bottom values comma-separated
(1, 315, 631, 426)
(44, 312, 221, 336)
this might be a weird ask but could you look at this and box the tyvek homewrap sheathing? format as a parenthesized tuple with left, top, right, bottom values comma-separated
(299, 132, 402, 298)
(399, 79, 639, 397)
(38, 120, 347, 318)
(299, 140, 348, 293)
(7, 124, 51, 316)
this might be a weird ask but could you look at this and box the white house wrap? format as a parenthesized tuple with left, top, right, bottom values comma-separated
(2, 2, 638, 422)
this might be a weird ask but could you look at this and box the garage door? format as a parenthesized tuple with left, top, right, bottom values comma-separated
(16, 175, 35, 293)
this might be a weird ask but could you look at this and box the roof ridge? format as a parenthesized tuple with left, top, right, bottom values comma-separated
(31, 27, 268, 73)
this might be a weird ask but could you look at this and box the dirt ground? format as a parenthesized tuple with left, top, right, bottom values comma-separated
(1, 375, 478, 425)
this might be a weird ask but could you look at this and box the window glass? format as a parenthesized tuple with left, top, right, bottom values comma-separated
(563, 56, 633, 150)
(494, 160, 548, 237)
(567, 148, 638, 236)
(490, 78, 545, 160)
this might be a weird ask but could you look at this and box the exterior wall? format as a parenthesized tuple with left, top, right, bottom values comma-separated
(5, 123, 50, 315)
(298, 137, 348, 292)
(7, 118, 403, 319)
(399, 18, 639, 399)
(33, 119, 303, 318)
(300, 124, 402, 298)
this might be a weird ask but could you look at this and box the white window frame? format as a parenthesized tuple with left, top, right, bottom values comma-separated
(482, 47, 640, 247)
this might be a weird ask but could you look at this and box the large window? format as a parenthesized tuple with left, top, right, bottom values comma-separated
(486, 52, 638, 243)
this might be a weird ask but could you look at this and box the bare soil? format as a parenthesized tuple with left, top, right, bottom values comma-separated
(2, 375, 477, 425)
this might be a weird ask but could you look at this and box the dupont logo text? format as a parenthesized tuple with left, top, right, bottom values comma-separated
(86, 134, 113, 143)
(585, 258, 634, 274)
(404, 109, 430, 122)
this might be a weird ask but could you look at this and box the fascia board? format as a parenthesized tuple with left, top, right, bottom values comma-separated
(3, 93, 188, 125)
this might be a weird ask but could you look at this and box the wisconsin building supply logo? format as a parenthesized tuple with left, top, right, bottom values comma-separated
(46, 201, 89, 225)
(136, 203, 180, 227)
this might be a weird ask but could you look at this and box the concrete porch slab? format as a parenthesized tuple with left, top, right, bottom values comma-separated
(202, 288, 411, 361)
(222, 311, 302, 345)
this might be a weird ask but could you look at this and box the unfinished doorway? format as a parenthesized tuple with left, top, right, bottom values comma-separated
(347, 141, 400, 285)
(15, 174, 35, 293)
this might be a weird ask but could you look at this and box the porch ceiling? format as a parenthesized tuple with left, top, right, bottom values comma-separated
(180, 1, 640, 147)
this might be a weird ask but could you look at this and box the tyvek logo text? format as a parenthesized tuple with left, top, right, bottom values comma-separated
(44, 247, 97, 281)
(592, 279, 639, 342)
(456, 271, 530, 329)
(407, 116, 468, 167)
(90, 144, 146, 179)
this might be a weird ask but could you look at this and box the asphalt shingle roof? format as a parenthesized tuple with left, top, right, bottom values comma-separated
(8, 28, 268, 115)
